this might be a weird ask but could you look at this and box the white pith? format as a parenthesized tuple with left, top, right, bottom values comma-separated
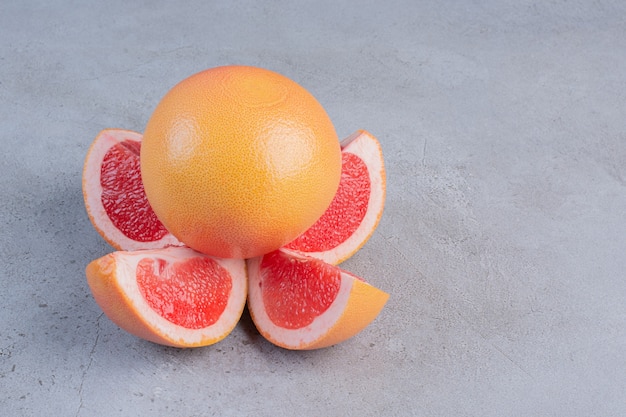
(83, 129, 182, 250)
(112, 246, 247, 344)
(247, 251, 355, 348)
(302, 130, 385, 264)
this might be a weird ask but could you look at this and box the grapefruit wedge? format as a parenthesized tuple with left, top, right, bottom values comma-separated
(285, 130, 386, 265)
(247, 249, 389, 350)
(86, 246, 247, 348)
(82, 129, 182, 251)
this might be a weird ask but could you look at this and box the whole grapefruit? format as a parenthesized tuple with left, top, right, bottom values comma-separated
(140, 65, 342, 259)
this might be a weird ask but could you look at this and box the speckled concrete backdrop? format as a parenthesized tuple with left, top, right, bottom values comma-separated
(1, 1, 625, 416)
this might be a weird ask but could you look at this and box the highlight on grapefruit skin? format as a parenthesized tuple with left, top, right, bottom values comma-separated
(140, 65, 343, 259)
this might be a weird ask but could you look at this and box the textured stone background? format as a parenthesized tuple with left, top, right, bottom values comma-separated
(1, 1, 625, 416)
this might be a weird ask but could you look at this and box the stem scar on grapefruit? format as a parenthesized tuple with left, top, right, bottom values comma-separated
(140, 65, 342, 259)
(82, 129, 182, 251)
(247, 249, 389, 350)
(285, 130, 386, 265)
(86, 246, 247, 348)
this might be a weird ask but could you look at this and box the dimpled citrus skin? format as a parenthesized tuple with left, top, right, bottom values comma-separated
(140, 66, 342, 259)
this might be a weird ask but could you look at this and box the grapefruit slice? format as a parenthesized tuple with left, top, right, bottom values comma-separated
(82, 129, 182, 251)
(86, 246, 247, 347)
(284, 130, 386, 265)
(247, 249, 389, 350)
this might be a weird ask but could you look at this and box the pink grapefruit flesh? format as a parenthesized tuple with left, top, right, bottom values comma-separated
(261, 250, 341, 329)
(136, 255, 232, 329)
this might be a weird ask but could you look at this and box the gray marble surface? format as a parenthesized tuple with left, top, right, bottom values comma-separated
(1, 1, 625, 416)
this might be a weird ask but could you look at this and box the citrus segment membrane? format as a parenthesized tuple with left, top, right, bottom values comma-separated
(247, 249, 389, 350)
(82, 129, 182, 251)
(86, 246, 247, 348)
(285, 130, 386, 265)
